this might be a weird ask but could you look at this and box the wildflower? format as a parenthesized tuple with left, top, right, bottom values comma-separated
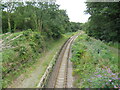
(95, 72, 98, 74)
(96, 75, 102, 77)
(88, 79, 92, 82)
(107, 68, 112, 73)
(112, 77, 116, 80)
(112, 73, 116, 75)
(106, 82, 108, 85)
(109, 80, 112, 82)
(114, 85, 117, 88)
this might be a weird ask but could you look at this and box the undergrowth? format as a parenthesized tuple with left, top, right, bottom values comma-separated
(2, 29, 74, 88)
(2, 29, 46, 88)
(71, 33, 119, 88)
(105, 41, 120, 49)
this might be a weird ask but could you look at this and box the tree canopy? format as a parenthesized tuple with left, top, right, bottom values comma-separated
(84, 2, 119, 42)
(1, 1, 81, 39)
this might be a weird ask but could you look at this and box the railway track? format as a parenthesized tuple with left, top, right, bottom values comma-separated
(47, 34, 80, 88)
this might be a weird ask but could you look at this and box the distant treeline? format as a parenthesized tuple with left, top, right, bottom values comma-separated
(1, 1, 81, 39)
(83, 2, 119, 42)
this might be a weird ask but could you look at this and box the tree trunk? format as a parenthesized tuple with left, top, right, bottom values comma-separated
(38, 19, 41, 32)
(40, 20, 42, 34)
(34, 14, 38, 31)
(8, 15, 11, 33)
(13, 24, 16, 32)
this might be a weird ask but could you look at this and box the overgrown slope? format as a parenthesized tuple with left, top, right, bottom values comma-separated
(71, 33, 119, 88)
(1, 30, 74, 88)
(2, 30, 46, 87)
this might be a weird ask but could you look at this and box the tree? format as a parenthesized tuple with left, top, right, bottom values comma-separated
(85, 2, 120, 42)
(2, 2, 15, 32)
(2, 1, 73, 39)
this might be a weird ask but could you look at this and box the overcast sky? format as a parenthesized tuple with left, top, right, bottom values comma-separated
(56, 0, 90, 23)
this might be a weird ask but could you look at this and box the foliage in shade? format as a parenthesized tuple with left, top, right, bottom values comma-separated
(83, 2, 120, 42)
(1, 2, 81, 39)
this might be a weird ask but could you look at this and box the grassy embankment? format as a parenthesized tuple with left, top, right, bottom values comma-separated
(71, 32, 119, 88)
(1, 30, 75, 88)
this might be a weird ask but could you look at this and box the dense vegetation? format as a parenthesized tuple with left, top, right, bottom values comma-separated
(71, 33, 119, 88)
(71, 2, 119, 88)
(1, 1, 81, 38)
(2, 30, 45, 87)
(1, 30, 75, 88)
(83, 2, 119, 43)
(1, 1, 119, 89)
(1, 1, 82, 88)
(70, 22, 82, 32)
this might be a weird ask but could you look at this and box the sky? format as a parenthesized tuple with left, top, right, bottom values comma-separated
(56, 0, 91, 23)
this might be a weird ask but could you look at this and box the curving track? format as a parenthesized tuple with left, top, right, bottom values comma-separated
(47, 33, 80, 88)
